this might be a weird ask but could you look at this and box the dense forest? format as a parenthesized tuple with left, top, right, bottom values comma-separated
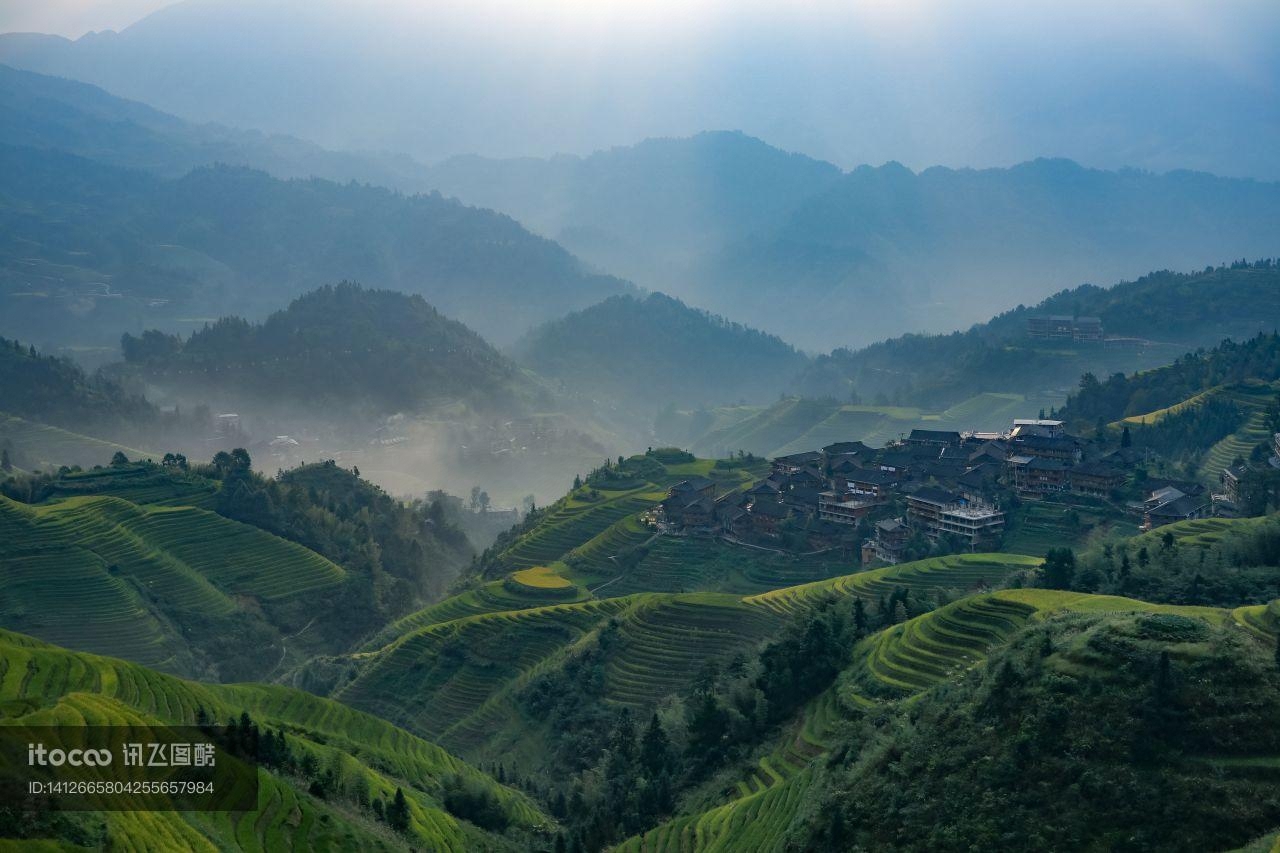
(515, 292, 809, 416)
(120, 283, 535, 415)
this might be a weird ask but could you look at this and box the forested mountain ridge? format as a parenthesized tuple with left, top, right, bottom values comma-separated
(796, 263, 1280, 408)
(514, 292, 810, 420)
(0, 144, 630, 350)
(119, 282, 535, 415)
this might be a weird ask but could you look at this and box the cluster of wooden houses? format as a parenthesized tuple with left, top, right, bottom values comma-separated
(658, 417, 1228, 564)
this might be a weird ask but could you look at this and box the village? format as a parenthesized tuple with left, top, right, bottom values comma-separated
(657, 417, 1276, 565)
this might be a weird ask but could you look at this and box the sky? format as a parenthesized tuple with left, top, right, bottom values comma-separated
(0, 0, 1277, 177)
(0, 0, 172, 37)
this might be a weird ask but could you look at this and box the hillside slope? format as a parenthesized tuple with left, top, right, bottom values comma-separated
(0, 628, 547, 851)
(0, 63, 435, 189)
(0, 144, 628, 348)
(514, 292, 809, 418)
(121, 282, 533, 416)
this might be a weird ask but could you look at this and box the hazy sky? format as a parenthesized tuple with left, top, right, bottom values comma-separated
(0, 0, 172, 37)
(1, 0, 1277, 177)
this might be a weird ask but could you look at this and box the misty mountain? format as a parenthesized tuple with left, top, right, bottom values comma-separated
(715, 159, 1280, 348)
(0, 144, 629, 349)
(514, 291, 809, 419)
(796, 262, 1280, 408)
(430, 142, 1280, 350)
(119, 283, 537, 415)
(1, 0, 1276, 181)
(427, 132, 842, 288)
(0, 63, 433, 188)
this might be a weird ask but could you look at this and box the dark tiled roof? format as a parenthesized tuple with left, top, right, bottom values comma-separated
(848, 468, 898, 486)
(1149, 495, 1208, 518)
(775, 451, 822, 465)
(908, 429, 962, 444)
(751, 500, 791, 518)
(823, 441, 873, 456)
(909, 487, 960, 506)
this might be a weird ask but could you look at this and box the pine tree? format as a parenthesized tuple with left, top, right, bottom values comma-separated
(388, 787, 411, 832)
(1121, 424, 1132, 448)
(1274, 632, 1280, 673)
(853, 597, 868, 636)
(639, 713, 670, 777)
(0, 448, 10, 472)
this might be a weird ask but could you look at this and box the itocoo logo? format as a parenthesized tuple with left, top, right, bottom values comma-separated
(27, 743, 112, 767)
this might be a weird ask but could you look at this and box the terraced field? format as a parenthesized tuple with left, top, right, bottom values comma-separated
(1130, 514, 1276, 550)
(616, 766, 817, 853)
(0, 628, 546, 851)
(1233, 599, 1280, 640)
(0, 411, 153, 470)
(339, 598, 633, 748)
(41, 463, 221, 508)
(845, 587, 1228, 702)
(0, 493, 347, 677)
(604, 594, 783, 706)
(1199, 382, 1279, 481)
(1002, 501, 1135, 557)
(500, 488, 665, 571)
(590, 535, 850, 598)
(745, 553, 1041, 618)
(852, 593, 1040, 697)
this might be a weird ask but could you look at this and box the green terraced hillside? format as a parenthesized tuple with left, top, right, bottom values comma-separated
(618, 587, 1280, 853)
(0, 412, 153, 471)
(37, 462, 221, 508)
(1002, 500, 1137, 557)
(843, 587, 1226, 703)
(0, 492, 354, 680)
(485, 454, 764, 579)
(342, 554, 1036, 779)
(745, 553, 1041, 617)
(0, 628, 548, 851)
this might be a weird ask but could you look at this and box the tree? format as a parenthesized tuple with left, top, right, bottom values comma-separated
(229, 448, 252, 471)
(0, 448, 10, 472)
(1040, 547, 1076, 590)
(1121, 424, 1132, 448)
(1275, 632, 1280, 673)
(110, 451, 129, 467)
(387, 787, 411, 832)
(639, 713, 671, 778)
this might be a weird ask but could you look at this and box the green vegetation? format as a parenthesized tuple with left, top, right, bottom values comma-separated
(121, 282, 534, 415)
(0, 628, 547, 850)
(0, 412, 154, 472)
(795, 264, 1280, 407)
(514, 292, 808, 415)
(792, 610, 1280, 851)
(0, 144, 628, 350)
(0, 456, 476, 681)
(1062, 332, 1280, 428)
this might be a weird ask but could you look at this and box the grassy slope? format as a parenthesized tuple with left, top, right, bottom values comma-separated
(0, 492, 344, 679)
(0, 628, 547, 851)
(0, 412, 154, 470)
